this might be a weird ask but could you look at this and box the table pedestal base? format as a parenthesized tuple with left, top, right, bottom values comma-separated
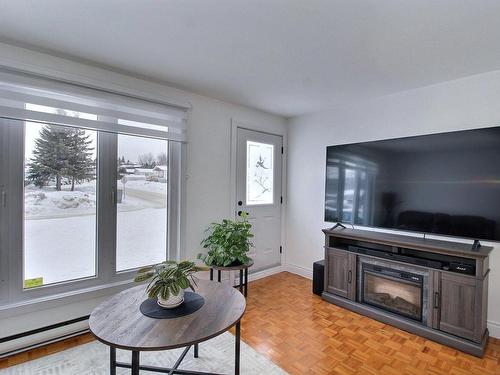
(110, 322, 241, 375)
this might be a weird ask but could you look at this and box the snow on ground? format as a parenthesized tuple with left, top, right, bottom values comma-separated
(116, 208, 167, 271)
(25, 214, 96, 283)
(25, 180, 167, 218)
(25, 182, 97, 219)
(120, 179, 167, 194)
(25, 189, 96, 218)
(24, 180, 168, 285)
(25, 207, 167, 284)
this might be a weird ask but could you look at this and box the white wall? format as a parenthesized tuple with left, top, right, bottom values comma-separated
(286, 69, 500, 338)
(0, 42, 286, 352)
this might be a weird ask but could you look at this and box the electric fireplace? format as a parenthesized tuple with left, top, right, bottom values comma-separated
(358, 257, 429, 323)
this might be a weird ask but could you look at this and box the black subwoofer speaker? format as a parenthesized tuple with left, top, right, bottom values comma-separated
(312, 260, 325, 296)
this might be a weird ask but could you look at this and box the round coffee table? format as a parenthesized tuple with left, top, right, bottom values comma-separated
(89, 279, 246, 375)
(209, 259, 254, 297)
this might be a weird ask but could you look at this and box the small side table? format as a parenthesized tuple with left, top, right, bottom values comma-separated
(209, 259, 254, 297)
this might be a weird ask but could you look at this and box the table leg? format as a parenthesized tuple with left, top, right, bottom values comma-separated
(194, 343, 199, 358)
(244, 268, 248, 297)
(239, 269, 243, 293)
(235, 321, 241, 375)
(210, 268, 213, 281)
(217, 270, 221, 282)
(110, 347, 116, 375)
(131, 351, 140, 375)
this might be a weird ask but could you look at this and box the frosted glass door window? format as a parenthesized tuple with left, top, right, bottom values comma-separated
(246, 141, 274, 205)
(116, 134, 168, 271)
(24, 122, 97, 287)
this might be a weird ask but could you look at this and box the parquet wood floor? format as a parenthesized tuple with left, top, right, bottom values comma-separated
(240, 272, 500, 375)
(1, 271, 500, 374)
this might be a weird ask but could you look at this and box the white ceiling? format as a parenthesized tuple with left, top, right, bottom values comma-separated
(1, 0, 500, 117)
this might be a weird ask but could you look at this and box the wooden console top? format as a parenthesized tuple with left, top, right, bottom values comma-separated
(323, 228, 493, 259)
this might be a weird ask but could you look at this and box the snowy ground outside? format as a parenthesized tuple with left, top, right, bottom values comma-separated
(24, 179, 167, 285)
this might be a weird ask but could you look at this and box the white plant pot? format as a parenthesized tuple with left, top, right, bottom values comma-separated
(157, 289, 185, 309)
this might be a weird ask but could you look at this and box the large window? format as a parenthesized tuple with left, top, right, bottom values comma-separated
(21, 118, 172, 285)
(0, 117, 180, 304)
(0, 69, 187, 309)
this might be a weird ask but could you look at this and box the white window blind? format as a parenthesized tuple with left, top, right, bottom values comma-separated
(0, 68, 188, 141)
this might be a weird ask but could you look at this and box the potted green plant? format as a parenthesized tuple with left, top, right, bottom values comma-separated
(198, 214, 253, 267)
(134, 260, 206, 309)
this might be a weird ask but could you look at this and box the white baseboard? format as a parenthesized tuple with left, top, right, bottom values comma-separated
(284, 263, 313, 279)
(487, 320, 500, 339)
(248, 265, 284, 282)
(201, 264, 284, 287)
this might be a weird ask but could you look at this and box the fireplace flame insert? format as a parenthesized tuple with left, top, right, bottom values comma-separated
(361, 263, 423, 322)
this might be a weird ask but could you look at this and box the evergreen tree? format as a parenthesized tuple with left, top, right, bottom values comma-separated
(28, 125, 70, 190)
(27, 125, 94, 191)
(66, 128, 94, 191)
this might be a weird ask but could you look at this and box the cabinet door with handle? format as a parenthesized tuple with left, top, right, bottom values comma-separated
(434, 272, 486, 342)
(326, 248, 356, 300)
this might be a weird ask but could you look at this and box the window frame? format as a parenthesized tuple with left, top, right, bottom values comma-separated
(0, 122, 13, 305)
(0, 116, 184, 312)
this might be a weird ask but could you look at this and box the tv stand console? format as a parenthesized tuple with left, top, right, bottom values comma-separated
(322, 228, 492, 357)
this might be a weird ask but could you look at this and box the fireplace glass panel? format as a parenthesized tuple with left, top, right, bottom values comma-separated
(363, 272, 422, 321)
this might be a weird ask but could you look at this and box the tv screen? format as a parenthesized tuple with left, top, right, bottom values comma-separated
(325, 126, 500, 241)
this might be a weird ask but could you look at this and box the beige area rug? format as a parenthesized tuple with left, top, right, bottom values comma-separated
(1, 332, 287, 374)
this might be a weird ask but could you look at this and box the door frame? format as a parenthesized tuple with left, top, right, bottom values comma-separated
(230, 119, 287, 269)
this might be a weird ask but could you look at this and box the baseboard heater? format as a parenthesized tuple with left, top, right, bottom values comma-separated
(0, 315, 90, 358)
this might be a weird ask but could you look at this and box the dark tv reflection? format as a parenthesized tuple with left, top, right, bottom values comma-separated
(325, 127, 500, 241)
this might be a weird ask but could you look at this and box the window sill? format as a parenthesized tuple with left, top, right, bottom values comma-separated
(0, 278, 137, 319)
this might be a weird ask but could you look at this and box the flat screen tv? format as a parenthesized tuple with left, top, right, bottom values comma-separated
(325, 126, 500, 242)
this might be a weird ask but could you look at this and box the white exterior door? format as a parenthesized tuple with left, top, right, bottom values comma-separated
(236, 128, 282, 272)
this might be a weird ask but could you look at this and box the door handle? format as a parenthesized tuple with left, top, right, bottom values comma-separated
(434, 292, 440, 309)
(348, 270, 352, 284)
(237, 210, 248, 217)
(0, 187, 6, 208)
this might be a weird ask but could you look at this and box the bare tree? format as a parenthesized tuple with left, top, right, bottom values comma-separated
(138, 152, 155, 168)
(157, 152, 167, 165)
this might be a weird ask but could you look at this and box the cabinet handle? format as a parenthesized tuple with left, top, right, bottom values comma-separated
(434, 292, 440, 309)
(348, 270, 352, 284)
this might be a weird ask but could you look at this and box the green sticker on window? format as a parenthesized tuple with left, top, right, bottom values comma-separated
(24, 277, 43, 289)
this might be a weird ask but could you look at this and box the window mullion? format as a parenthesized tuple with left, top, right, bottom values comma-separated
(0, 121, 10, 303)
(167, 141, 185, 262)
(96, 131, 118, 283)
